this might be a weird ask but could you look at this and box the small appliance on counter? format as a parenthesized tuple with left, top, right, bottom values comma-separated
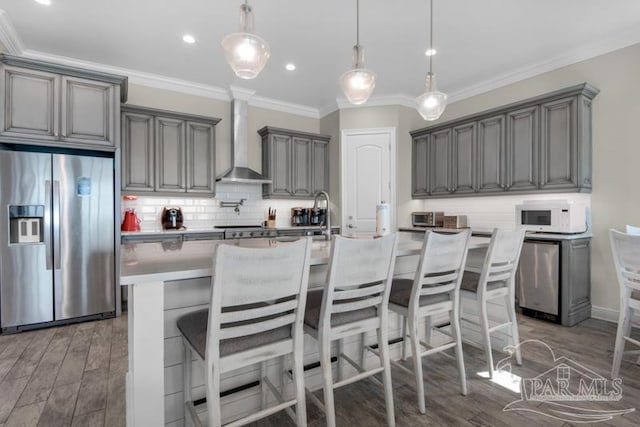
(121, 195, 141, 232)
(443, 215, 468, 229)
(411, 211, 444, 227)
(515, 199, 587, 234)
(308, 207, 326, 226)
(162, 207, 184, 230)
(291, 207, 308, 226)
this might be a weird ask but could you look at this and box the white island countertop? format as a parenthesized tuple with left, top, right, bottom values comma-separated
(120, 233, 490, 286)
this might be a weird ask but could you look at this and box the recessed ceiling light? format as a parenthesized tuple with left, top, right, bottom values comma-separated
(425, 48, 437, 56)
(35, 0, 51, 5)
(285, 63, 296, 71)
(182, 34, 196, 44)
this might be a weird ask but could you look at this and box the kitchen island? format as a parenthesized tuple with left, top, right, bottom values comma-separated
(120, 233, 490, 427)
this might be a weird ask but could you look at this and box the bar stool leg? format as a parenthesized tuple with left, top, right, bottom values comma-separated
(359, 332, 367, 370)
(478, 299, 495, 379)
(261, 361, 268, 410)
(292, 343, 308, 426)
(504, 294, 522, 365)
(183, 342, 194, 427)
(402, 317, 409, 361)
(337, 338, 344, 381)
(450, 305, 467, 395)
(320, 336, 337, 427)
(409, 316, 426, 414)
(377, 323, 396, 427)
(612, 300, 632, 378)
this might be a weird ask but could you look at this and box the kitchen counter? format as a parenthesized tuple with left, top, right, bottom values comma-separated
(121, 224, 340, 237)
(120, 232, 490, 426)
(120, 233, 490, 285)
(398, 226, 592, 240)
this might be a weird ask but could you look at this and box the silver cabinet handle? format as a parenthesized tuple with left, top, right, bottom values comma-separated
(44, 180, 52, 270)
(53, 181, 61, 270)
(347, 224, 357, 229)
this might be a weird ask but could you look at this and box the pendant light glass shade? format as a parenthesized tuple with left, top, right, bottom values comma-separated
(416, 73, 448, 120)
(341, 0, 376, 105)
(416, 0, 447, 121)
(340, 45, 376, 105)
(221, 3, 270, 79)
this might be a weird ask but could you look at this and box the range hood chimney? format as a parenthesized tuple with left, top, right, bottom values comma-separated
(216, 87, 271, 184)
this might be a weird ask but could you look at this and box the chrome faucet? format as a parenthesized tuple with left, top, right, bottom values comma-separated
(313, 191, 331, 241)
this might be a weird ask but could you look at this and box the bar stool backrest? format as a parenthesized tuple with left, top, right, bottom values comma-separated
(206, 238, 313, 361)
(411, 230, 471, 304)
(477, 229, 526, 295)
(610, 229, 640, 296)
(320, 234, 398, 330)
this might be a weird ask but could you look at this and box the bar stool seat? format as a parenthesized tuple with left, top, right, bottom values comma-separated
(389, 278, 450, 307)
(460, 272, 507, 293)
(177, 308, 292, 359)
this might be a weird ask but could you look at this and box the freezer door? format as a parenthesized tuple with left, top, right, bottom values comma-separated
(53, 154, 115, 320)
(0, 150, 54, 328)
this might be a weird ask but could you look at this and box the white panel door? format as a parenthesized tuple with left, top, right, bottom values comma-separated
(342, 128, 395, 234)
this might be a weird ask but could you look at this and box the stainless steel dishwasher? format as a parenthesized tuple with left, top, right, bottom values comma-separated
(516, 240, 561, 322)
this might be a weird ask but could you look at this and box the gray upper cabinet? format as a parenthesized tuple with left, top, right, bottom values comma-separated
(121, 111, 154, 192)
(312, 139, 329, 194)
(506, 106, 538, 191)
(429, 129, 451, 195)
(477, 115, 505, 193)
(451, 123, 476, 194)
(155, 117, 185, 192)
(121, 105, 220, 197)
(259, 127, 331, 199)
(186, 121, 216, 194)
(411, 83, 599, 199)
(0, 54, 126, 149)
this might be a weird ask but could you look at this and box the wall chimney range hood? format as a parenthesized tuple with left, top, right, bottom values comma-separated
(216, 87, 271, 184)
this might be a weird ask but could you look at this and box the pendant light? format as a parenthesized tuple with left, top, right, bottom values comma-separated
(340, 0, 376, 105)
(221, 1, 270, 79)
(416, 0, 448, 120)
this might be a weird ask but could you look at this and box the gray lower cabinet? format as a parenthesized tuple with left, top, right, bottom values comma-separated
(411, 83, 599, 198)
(0, 54, 126, 148)
(259, 126, 331, 199)
(121, 105, 220, 196)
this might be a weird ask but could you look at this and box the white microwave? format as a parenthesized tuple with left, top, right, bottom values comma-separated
(515, 200, 587, 234)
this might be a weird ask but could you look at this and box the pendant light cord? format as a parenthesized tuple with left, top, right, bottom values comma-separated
(429, 0, 434, 76)
(356, 0, 360, 46)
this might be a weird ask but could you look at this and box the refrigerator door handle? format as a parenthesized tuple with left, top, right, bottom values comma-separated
(44, 180, 53, 270)
(53, 180, 61, 270)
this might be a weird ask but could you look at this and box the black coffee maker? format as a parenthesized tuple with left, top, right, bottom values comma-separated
(162, 207, 183, 230)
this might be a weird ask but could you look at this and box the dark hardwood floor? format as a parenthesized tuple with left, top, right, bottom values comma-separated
(0, 314, 638, 426)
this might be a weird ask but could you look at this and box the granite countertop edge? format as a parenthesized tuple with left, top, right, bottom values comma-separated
(398, 226, 592, 241)
(122, 225, 340, 236)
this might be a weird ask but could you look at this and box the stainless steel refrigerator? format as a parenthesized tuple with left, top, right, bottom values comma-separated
(0, 146, 115, 333)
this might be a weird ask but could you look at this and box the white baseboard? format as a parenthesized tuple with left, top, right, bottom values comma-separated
(591, 305, 620, 323)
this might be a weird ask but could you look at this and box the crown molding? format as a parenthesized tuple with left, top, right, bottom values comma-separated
(447, 24, 640, 103)
(249, 95, 320, 119)
(0, 10, 23, 54)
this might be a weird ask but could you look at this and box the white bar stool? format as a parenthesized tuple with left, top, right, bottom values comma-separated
(177, 238, 312, 427)
(387, 230, 471, 414)
(459, 228, 526, 378)
(609, 229, 640, 378)
(303, 233, 398, 427)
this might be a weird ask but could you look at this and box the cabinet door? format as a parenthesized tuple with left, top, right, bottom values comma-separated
(186, 121, 215, 195)
(506, 106, 538, 191)
(0, 65, 59, 140)
(155, 117, 186, 192)
(267, 134, 292, 197)
(451, 122, 476, 194)
(312, 139, 329, 194)
(61, 76, 116, 146)
(429, 129, 452, 195)
(291, 137, 312, 197)
(412, 135, 429, 197)
(121, 112, 155, 192)
(477, 115, 505, 193)
(540, 96, 578, 190)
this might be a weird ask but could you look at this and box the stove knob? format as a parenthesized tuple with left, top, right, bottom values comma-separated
(249, 231, 254, 237)
(231, 232, 237, 238)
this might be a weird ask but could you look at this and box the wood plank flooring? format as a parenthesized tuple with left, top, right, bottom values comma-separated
(0, 314, 638, 426)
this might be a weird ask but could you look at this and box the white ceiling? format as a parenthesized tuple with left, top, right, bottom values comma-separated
(1, 0, 640, 115)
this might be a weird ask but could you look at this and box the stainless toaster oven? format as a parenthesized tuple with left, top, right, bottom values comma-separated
(411, 211, 444, 227)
